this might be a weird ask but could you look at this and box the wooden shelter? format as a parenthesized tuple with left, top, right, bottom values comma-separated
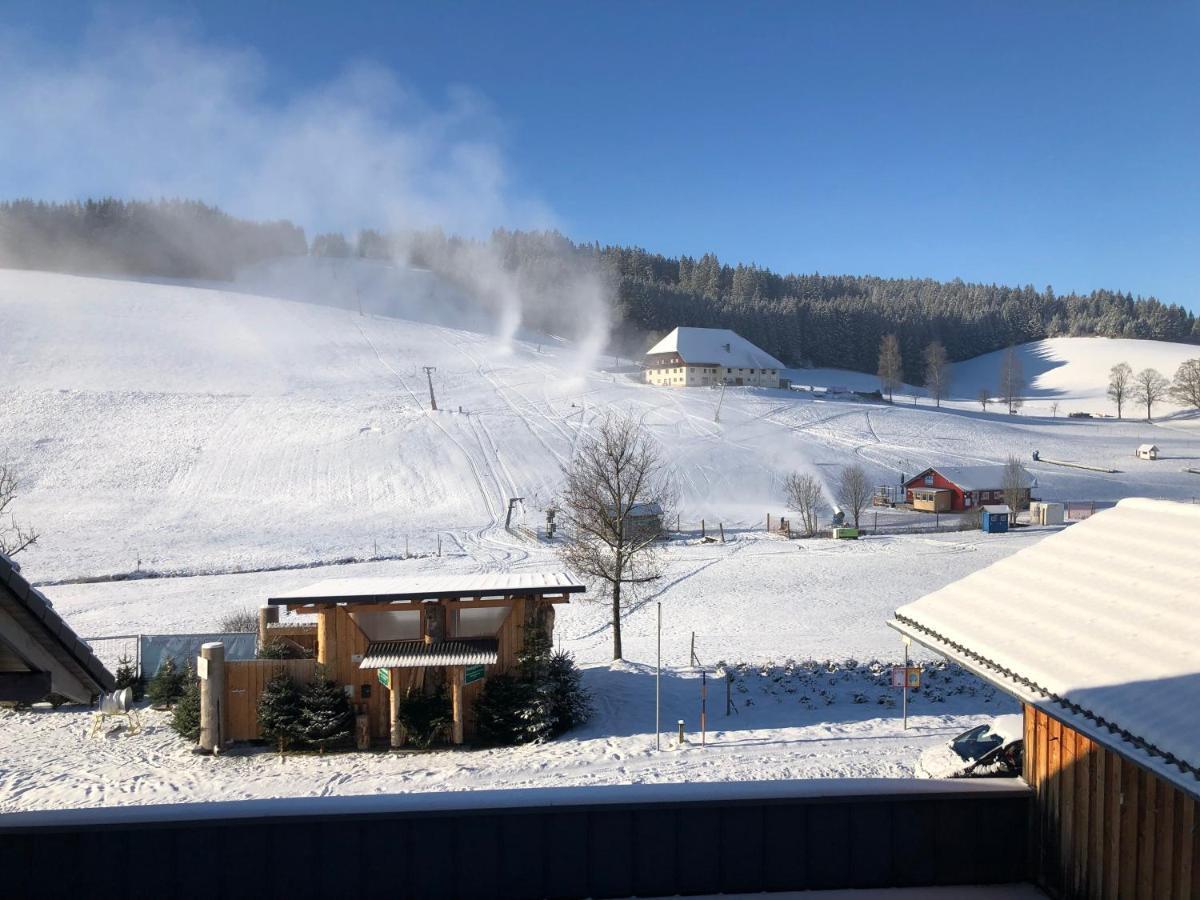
(890, 498, 1200, 898)
(0, 553, 113, 703)
(268, 572, 584, 746)
(1136, 443, 1160, 461)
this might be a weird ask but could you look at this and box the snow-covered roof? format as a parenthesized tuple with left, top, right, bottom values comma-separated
(646, 327, 785, 370)
(269, 571, 585, 606)
(909, 465, 1034, 491)
(981, 505, 1011, 515)
(1138, 444, 1159, 452)
(890, 498, 1200, 796)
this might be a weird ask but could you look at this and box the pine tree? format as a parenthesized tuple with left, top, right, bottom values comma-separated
(146, 656, 184, 708)
(298, 668, 353, 754)
(114, 653, 144, 701)
(546, 650, 592, 735)
(257, 673, 303, 756)
(170, 666, 201, 742)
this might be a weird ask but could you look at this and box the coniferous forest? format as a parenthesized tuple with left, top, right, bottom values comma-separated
(2, 200, 1196, 379)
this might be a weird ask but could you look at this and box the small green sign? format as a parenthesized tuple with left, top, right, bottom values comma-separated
(377, 668, 391, 689)
(464, 664, 485, 685)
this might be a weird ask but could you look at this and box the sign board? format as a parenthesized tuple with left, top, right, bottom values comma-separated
(464, 664, 485, 685)
(377, 667, 391, 689)
(891, 665, 920, 689)
(197, 657, 209, 681)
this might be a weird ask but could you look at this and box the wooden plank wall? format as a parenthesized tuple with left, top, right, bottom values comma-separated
(225, 659, 317, 741)
(1024, 704, 1199, 899)
(323, 607, 420, 740)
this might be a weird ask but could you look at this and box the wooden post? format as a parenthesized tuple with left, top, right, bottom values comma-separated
(767, 513, 771, 532)
(701, 519, 706, 538)
(355, 712, 370, 751)
(198, 641, 226, 754)
(451, 667, 465, 745)
(719, 522, 725, 543)
(389, 670, 403, 749)
(316, 606, 338, 669)
(257, 605, 278, 651)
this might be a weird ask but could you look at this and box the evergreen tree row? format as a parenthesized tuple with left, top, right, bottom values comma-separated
(0, 198, 306, 281)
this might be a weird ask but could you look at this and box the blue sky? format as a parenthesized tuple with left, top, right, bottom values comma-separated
(3, 2, 1198, 309)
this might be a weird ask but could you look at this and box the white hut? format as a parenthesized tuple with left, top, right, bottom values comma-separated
(1136, 443, 1159, 461)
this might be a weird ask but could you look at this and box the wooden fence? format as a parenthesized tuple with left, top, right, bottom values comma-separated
(226, 659, 318, 741)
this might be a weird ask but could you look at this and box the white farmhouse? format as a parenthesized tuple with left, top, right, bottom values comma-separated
(644, 327, 785, 388)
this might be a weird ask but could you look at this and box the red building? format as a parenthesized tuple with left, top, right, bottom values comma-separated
(903, 464, 1032, 512)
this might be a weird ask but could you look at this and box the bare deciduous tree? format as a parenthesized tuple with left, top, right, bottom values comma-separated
(1049, 401, 1059, 418)
(1107, 362, 1132, 419)
(999, 346, 1024, 414)
(1170, 359, 1200, 411)
(557, 414, 675, 660)
(923, 340, 950, 408)
(0, 462, 39, 558)
(1002, 455, 1029, 514)
(1131, 368, 1170, 421)
(835, 464, 870, 529)
(877, 334, 903, 403)
(976, 386, 991, 411)
(783, 472, 824, 536)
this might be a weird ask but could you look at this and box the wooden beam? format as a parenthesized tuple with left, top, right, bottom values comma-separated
(443, 598, 515, 610)
(0, 670, 51, 702)
(0, 603, 92, 702)
(450, 667, 464, 745)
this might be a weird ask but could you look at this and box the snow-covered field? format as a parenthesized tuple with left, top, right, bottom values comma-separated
(2, 266, 1198, 812)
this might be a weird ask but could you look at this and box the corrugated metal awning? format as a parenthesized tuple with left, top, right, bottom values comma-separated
(359, 639, 498, 669)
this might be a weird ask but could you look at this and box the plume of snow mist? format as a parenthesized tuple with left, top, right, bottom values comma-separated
(0, 13, 615, 369)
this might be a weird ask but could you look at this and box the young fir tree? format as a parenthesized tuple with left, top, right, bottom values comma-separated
(298, 668, 353, 754)
(546, 650, 592, 735)
(474, 674, 533, 746)
(257, 673, 303, 756)
(515, 622, 556, 744)
(395, 689, 453, 749)
(170, 666, 201, 742)
(146, 656, 185, 708)
(113, 653, 145, 701)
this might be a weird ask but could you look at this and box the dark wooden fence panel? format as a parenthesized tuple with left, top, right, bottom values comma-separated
(0, 782, 1029, 900)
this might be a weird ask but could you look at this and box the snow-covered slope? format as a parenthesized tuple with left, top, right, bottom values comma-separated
(3, 267, 1200, 584)
(790, 336, 1200, 417)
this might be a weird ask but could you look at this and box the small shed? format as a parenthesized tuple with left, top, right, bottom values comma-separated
(910, 487, 951, 513)
(269, 572, 585, 746)
(1136, 443, 1159, 461)
(624, 501, 664, 540)
(980, 505, 1011, 533)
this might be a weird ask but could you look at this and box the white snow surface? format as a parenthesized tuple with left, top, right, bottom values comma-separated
(1, 267, 1199, 812)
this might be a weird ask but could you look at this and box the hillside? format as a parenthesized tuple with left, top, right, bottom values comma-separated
(3, 267, 1199, 587)
(4, 266, 1200, 811)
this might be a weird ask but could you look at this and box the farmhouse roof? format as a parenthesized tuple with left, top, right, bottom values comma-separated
(909, 464, 1034, 491)
(0, 553, 115, 702)
(646, 327, 785, 370)
(359, 639, 498, 669)
(889, 498, 1200, 797)
(269, 571, 585, 606)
